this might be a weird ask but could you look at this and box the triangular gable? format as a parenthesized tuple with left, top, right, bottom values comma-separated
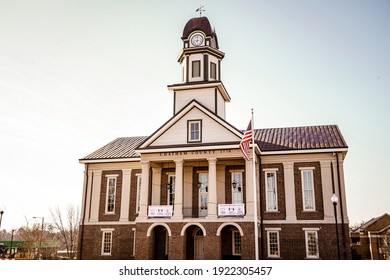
(137, 100, 243, 150)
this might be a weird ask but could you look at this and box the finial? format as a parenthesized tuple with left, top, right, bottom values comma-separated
(196, 5, 205, 17)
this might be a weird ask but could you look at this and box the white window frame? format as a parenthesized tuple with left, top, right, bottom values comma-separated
(300, 168, 315, 211)
(232, 230, 242, 256)
(105, 175, 118, 214)
(304, 229, 319, 259)
(264, 169, 278, 212)
(231, 170, 244, 204)
(266, 229, 281, 258)
(101, 229, 114, 256)
(135, 174, 142, 213)
(188, 120, 202, 142)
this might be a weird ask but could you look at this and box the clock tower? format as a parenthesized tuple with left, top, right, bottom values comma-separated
(167, 16, 230, 119)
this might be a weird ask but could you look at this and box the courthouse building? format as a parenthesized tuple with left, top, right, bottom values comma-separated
(78, 16, 351, 260)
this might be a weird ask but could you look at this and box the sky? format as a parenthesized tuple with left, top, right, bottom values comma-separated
(0, 0, 389, 231)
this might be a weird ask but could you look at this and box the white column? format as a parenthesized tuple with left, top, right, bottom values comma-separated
(81, 169, 92, 223)
(120, 169, 132, 222)
(138, 161, 150, 220)
(152, 167, 162, 205)
(245, 158, 254, 218)
(320, 161, 334, 221)
(283, 162, 297, 222)
(89, 170, 102, 222)
(207, 158, 218, 218)
(173, 159, 183, 219)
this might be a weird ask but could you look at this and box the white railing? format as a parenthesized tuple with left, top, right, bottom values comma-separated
(148, 205, 173, 218)
(218, 204, 245, 217)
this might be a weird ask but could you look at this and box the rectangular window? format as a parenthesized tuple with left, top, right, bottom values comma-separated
(267, 231, 280, 258)
(198, 172, 208, 217)
(188, 120, 202, 142)
(210, 62, 216, 79)
(136, 174, 142, 213)
(265, 171, 277, 211)
(305, 231, 319, 258)
(301, 169, 315, 211)
(232, 230, 242, 255)
(192, 60, 200, 77)
(167, 175, 176, 207)
(105, 176, 117, 213)
(231, 171, 243, 204)
(101, 230, 113, 255)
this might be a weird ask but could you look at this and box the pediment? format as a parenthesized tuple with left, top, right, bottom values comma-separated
(137, 100, 242, 151)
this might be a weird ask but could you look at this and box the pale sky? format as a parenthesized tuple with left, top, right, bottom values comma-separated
(0, 0, 389, 231)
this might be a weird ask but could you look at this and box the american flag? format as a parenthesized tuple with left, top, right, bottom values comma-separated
(240, 121, 252, 160)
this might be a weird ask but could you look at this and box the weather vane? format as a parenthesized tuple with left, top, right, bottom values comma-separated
(196, 5, 205, 17)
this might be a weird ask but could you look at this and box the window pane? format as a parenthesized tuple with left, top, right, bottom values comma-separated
(302, 171, 315, 210)
(107, 178, 116, 213)
(233, 231, 241, 255)
(306, 232, 318, 257)
(189, 121, 201, 142)
(266, 173, 277, 211)
(268, 232, 279, 257)
(136, 176, 142, 213)
(192, 60, 200, 77)
(232, 172, 243, 204)
(210, 62, 216, 79)
(168, 175, 175, 207)
(103, 232, 112, 254)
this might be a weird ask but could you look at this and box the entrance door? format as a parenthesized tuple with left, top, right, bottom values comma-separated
(194, 229, 204, 260)
(198, 172, 208, 217)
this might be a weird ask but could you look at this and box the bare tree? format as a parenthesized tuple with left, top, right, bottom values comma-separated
(50, 204, 79, 259)
(17, 218, 43, 259)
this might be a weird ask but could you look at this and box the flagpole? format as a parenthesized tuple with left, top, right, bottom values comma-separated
(251, 108, 259, 260)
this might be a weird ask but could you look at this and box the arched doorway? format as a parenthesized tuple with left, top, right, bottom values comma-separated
(220, 225, 242, 260)
(184, 225, 205, 260)
(152, 225, 168, 260)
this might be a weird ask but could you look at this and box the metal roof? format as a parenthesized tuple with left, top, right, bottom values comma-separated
(81, 136, 148, 160)
(255, 125, 347, 152)
(80, 125, 347, 161)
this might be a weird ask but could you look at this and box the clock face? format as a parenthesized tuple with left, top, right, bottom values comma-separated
(191, 34, 203, 46)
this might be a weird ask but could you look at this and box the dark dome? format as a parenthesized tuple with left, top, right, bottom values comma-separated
(182, 17, 214, 38)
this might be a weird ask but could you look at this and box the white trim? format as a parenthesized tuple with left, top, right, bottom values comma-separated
(138, 100, 240, 149)
(260, 148, 348, 156)
(105, 177, 117, 214)
(266, 230, 280, 258)
(167, 82, 230, 102)
(138, 145, 240, 154)
(263, 168, 279, 172)
(79, 158, 140, 164)
(105, 174, 119, 178)
(265, 170, 278, 212)
(265, 227, 282, 231)
(101, 229, 114, 256)
(299, 167, 315, 171)
(301, 169, 315, 211)
(304, 230, 319, 259)
(188, 120, 202, 142)
(231, 170, 244, 204)
(303, 227, 320, 231)
(100, 228, 115, 231)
